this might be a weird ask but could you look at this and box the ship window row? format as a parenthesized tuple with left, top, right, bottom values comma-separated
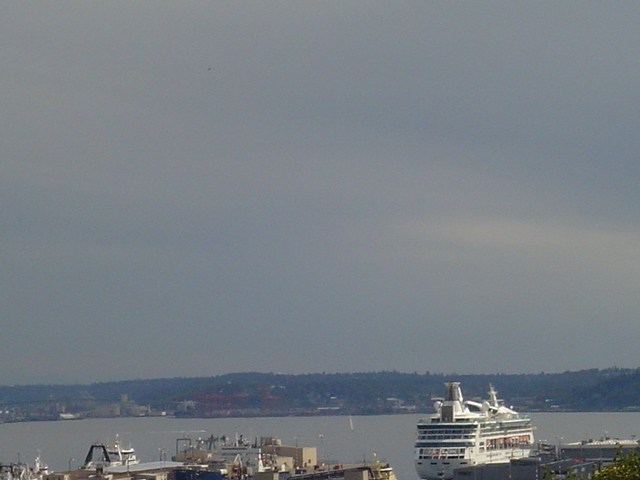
(485, 436, 532, 450)
(480, 423, 531, 430)
(418, 429, 475, 435)
(418, 448, 465, 459)
(480, 427, 532, 435)
(418, 434, 475, 440)
(482, 423, 531, 430)
(429, 419, 480, 424)
(416, 442, 474, 448)
(418, 425, 475, 431)
(479, 424, 528, 431)
(481, 431, 532, 438)
(418, 426, 475, 433)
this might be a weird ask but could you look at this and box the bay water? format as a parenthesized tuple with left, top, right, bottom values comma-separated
(2, 413, 640, 480)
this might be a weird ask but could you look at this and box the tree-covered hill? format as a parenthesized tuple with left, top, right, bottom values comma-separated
(1, 368, 639, 421)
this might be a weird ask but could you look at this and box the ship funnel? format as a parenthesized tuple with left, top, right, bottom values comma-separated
(444, 382, 463, 402)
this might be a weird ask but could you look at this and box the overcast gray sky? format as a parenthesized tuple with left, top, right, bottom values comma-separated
(2, 2, 640, 385)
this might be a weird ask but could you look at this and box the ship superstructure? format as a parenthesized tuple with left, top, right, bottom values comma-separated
(82, 439, 139, 470)
(414, 382, 534, 480)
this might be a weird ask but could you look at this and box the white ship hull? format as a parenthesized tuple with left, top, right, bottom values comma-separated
(415, 446, 532, 480)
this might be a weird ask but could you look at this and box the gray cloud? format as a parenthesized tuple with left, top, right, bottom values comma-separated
(2, 2, 640, 384)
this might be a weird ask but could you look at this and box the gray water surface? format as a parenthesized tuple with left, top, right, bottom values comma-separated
(2, 413, 640, 480)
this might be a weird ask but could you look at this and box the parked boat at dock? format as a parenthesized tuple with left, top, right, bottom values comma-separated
(81, 438, 139, 470)
(38, 430, 397, 480)
(1, 454, 50, 480)
(171, 433, 396, 480)
(414, 382, 534, 480)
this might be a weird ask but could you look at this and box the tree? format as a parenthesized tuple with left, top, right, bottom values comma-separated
(591, 450, 640, 480)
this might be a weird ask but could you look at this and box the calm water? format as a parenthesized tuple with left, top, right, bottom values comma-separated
(2, 413, 640, 480)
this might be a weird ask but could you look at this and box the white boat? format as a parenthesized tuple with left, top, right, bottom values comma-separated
(0, 454, 50, 480)
(81, 438, 139, 470)
(414, 382, 534, 480)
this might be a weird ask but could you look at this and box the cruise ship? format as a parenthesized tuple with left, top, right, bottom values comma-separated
(414, 382, 534, 480)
